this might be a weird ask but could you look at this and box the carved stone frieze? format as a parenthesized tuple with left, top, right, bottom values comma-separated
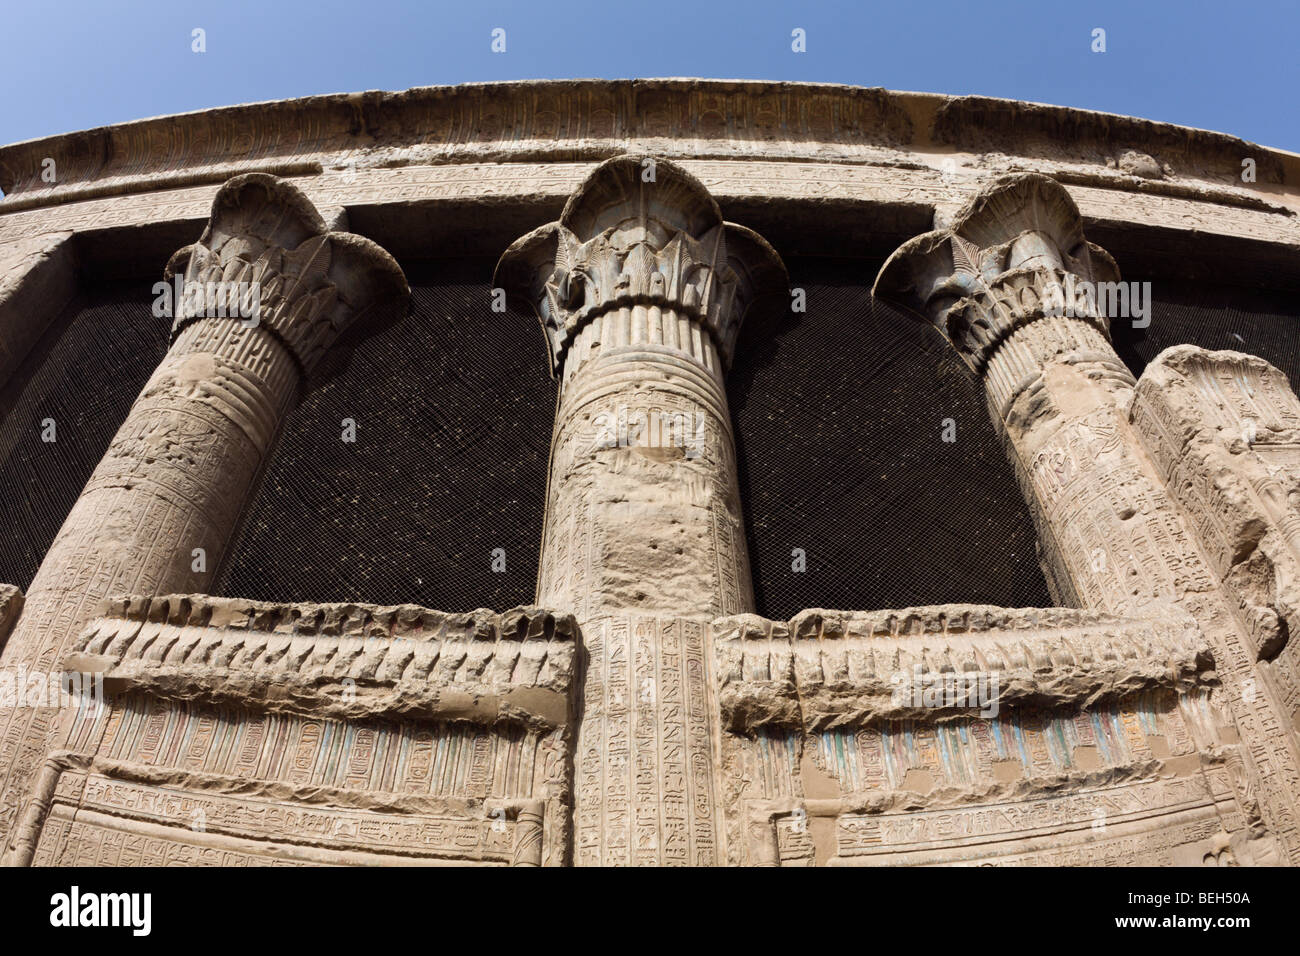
(5, 597, 577, 867)
(712, 605, 1242, 867)
(1132, 347, 1300, 765)
(68, 595, 577, 729)
(714, 606, 1213, 732)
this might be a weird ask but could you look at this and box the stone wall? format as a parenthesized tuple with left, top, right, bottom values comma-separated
(2, 80, 1299, 866)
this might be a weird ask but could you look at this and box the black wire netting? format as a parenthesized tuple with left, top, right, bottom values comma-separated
(0, 280, 168, 589)
(5, 264, 1299, 622)
(215, 259, 557, 610)
(1112, 278, 1300, 382)
(729, 259, 1053, 619)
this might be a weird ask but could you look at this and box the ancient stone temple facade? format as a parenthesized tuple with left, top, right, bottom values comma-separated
(1, 80, 1299, 866)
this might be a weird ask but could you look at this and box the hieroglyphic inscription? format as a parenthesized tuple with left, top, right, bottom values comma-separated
(576, 617, 719, 866)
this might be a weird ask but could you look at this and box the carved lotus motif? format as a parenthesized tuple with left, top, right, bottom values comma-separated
(874, 173, 1120, 373)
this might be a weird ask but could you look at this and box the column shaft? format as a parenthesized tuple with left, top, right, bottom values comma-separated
(540, 325, 750, 620)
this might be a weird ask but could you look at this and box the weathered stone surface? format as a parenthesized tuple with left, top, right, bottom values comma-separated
(0, 175, 409, 862)
(877, 173, 1300, 864)
(5, 597, 573, 867)
(714, 606, 1213, 731)
(3, 80, 1300, 866)
(498, 155, 785, 620)
(0, 586, 22, 651)
(713, 606, 1241, 867)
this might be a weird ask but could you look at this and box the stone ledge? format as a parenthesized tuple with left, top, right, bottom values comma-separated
(1, 79, 1293, 207)
(713, 604, 1215, 731)
(64, 594, 577, 729)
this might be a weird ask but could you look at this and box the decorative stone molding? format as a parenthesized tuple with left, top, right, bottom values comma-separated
(496, 154, 785, 379)
(714, 605, 1213, 732)
(712, 604, 1240, 867)
(875, 173, 1134, 421)
(5, 595, 577, 867)
(67, 596, 577, 730)
(1, 81, 1289, 204)
(165, 173, 408, 377)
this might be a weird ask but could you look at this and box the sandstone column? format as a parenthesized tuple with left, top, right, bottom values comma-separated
(497, 156, 785, 863)
(874, 173, 1300, 863)
(0, 173, 408, 856)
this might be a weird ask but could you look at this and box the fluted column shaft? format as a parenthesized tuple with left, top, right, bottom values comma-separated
(541, 312, 749, 620)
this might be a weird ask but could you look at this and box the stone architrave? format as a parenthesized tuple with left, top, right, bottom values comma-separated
(0, 173, 409, 856)
(874, 173, 1300, 864)
(497, 156, 786, 863)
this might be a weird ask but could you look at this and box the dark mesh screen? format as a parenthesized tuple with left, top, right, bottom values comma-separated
(729, 259, 1054, 620)
(0, 280, 167, 589)
(1113, 279, 1300, 385)
(7, 261, 1296, 623)
(216, 259, 556, 610)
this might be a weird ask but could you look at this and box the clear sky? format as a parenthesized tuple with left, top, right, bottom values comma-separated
(2, 0, 1296, 151)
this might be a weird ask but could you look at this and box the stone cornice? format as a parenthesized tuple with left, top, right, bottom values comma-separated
(64, 594, 578, 729)
(712, 605, 1213, 733)
(2, 79, 1295, 209)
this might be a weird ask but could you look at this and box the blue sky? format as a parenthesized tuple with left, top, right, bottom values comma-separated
(2, 0, 1296, 150)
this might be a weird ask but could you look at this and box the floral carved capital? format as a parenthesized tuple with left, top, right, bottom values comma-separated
(495, 155, 786, 377)
(874, 173, 1122, 376)
(164, 173, 409, 377)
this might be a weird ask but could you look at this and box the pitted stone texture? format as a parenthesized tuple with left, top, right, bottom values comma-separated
(500, 155, 784, 621)
(0, 175, 409, 861)
(713, 605, 1244, 867)
(69, 595, 577, 729)
(496, 155, 785, 377)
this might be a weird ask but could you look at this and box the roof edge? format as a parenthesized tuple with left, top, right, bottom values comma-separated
(1, 78, 1294, 201)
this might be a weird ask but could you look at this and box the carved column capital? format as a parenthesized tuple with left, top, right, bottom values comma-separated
(495, 155, 785, 380)
(165, 173, 409, 378)
(875, 174, 1131, 419)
